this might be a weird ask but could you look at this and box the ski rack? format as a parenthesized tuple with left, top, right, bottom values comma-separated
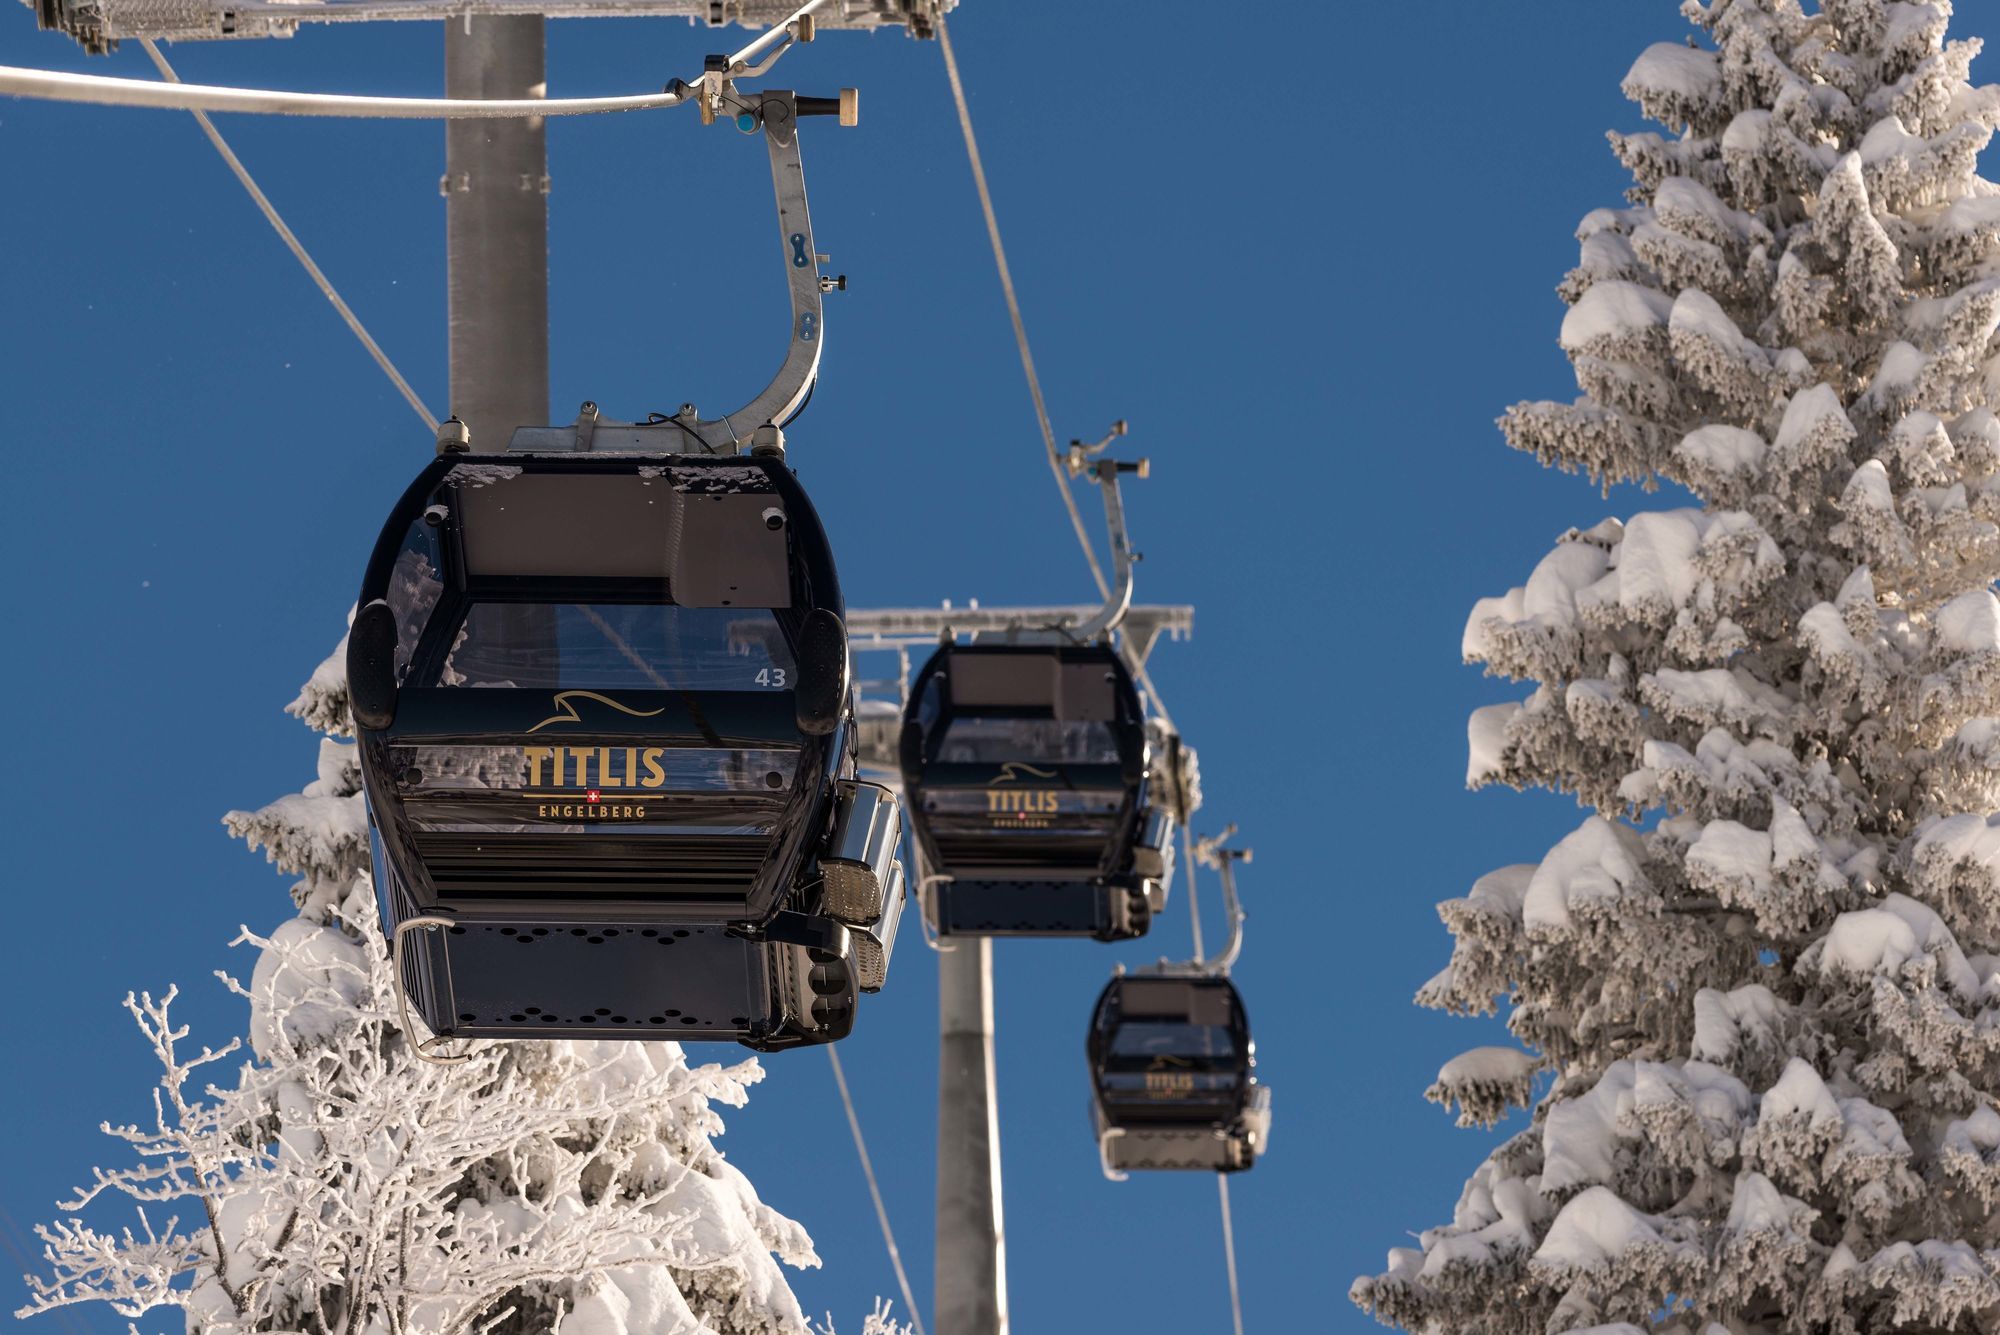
(508, 73, 852, 457)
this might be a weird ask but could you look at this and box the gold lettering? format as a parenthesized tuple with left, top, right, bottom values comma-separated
(524, 746, 552, 787)
(642, 748, 666, 788)
(634, 805, 646, 818)
(538, 804, 548, 817)
(598, 746, 619, 788)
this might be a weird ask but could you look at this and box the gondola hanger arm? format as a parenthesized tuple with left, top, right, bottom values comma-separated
(508, 80, 855, 457)
(1069, 448, 1147, 642)
(1193, 825, 1250, 975)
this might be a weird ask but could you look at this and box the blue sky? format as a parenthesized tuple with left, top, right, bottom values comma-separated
(8, 3, 2000, 1331)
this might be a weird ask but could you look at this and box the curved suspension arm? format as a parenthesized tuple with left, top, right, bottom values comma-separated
(689, 90, 828, 447)
(505, 85, 849, 456)
(1194, 825, 1249, 975)
(1070, 458, 1145, 641)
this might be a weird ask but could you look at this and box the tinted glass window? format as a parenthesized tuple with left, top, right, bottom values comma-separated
(439, 604, 794, 691)
(1107, 1022, 1236, 1068)
(936, 716, 1120, 765)
(387, 521, 444, 682)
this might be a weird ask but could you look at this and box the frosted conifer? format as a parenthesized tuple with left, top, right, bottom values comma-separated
(20, 630, 830, 1334)
(1353, 2, 2000, 1331)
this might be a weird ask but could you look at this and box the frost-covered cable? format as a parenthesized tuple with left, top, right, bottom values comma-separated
(0, 63, 684, 118)
(826, 1047, 927, 1335)
(1217, 1174, 1244, 1335)
(935, 14, 1111, 603)
(139, 41, 438, 432)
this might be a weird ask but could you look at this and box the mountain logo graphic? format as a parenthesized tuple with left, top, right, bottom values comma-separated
(526, 690, 668, 734)
(991, 762, 1059, 785)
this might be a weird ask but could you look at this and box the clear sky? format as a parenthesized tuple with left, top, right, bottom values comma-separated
(8, 3, 2000, 1332)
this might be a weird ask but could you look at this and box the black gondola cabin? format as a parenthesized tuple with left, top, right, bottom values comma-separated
(348, 452, 904, 1052)
(1087, 972, 1270, 1175)
(898, 643, 1173, 939)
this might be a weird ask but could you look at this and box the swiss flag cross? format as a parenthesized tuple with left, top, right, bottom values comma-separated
(586, 789, 602, 804)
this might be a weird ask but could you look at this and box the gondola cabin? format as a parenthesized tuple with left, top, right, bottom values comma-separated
(1087, 972, 1270, 1176)
(347, 452, 905, 1052)
(897, 643, 1172, 940)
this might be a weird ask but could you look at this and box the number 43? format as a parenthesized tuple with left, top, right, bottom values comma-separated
(756, 668, 789, 688)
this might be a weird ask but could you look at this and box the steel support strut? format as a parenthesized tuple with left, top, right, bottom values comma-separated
(937, 928, 1007, 1335)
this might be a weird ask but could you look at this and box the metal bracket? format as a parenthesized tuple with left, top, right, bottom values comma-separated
(747, 908, 853, 957)
(391, 916, 480, 1066)
(1097, 1125, 1131, 1183)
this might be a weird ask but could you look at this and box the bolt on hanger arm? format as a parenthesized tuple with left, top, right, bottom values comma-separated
(1194, 825, 1249, 975)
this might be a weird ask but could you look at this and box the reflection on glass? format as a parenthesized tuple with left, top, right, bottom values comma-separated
(395, 745, 801, 792)
(1106, 1022, 1236, 1070)
(937, 716, 1120, 765)
(439, 604, 794, 691)
(388, 525, 444, 681)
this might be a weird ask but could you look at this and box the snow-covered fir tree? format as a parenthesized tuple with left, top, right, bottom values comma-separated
(1353, 2, 2000, 1331)
(18, 630, 883, 1335)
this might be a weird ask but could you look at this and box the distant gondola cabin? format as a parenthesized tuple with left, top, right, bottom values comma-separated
(898, 642, 1174, 940)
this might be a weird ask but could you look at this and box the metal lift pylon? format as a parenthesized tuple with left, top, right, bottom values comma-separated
(445, 14, 549, 444)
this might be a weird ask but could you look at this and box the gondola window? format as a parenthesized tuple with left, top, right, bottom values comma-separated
(937, 717, 1120, 765)
(438, 604, 794, 691)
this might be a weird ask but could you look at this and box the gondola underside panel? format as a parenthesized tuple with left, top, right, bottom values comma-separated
(403, 920, 772, 1042)
(935, 877, 1142, 938)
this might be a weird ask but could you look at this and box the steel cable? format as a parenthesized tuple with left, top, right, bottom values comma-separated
(1218, 1173, 1245, 1335)
(0, 62, 685, 119)
(935, 22, 1248, 1329)
(140, 40, 439, 432)
(935, 13, 1110, 604)
(826, 1047, 927, 1335)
